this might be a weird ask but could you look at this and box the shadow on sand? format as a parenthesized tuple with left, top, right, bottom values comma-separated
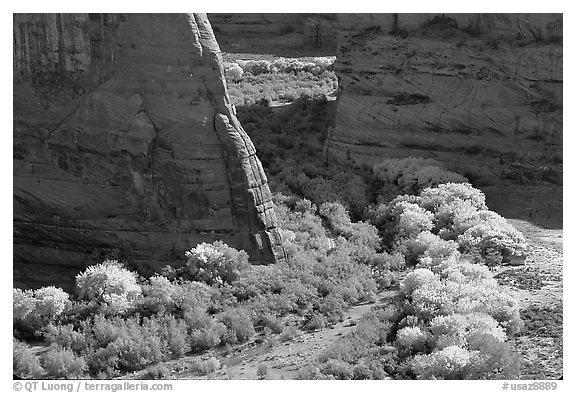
(482, 182, 562, 230)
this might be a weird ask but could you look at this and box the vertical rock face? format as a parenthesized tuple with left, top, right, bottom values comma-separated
(14, 13, 285, 290)
(326, 14, 562, 181)
(208, 13, 338, 53)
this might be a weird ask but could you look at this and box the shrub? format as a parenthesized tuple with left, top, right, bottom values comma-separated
(14, 287, 70, 334)
(410, 345, 471, 379)
(142, 363, 170, 380)
(188, 326, 224, 352)
(458, 222, 527, 267)
(86, 315, 168, 373)
(90, 314, 121, 347)
(265, 193, 378, 323)
(160, 315, 189, 357)
(34, 286, 70, 318)
(425, 184, 526, 268)
(190, 357, 220, 375)
(296, 172, 370, 219)
(352, 362, 376, 380)
(42, 345, 87, 379)
(313, 56, 336, 68)
(406, 166, 467, 192)
(410, 332, 520, 379)
(304, 313, 326, 331)
(100, 330, 164, 372)
(393, 201, 435, 239)
(319, 359, 354, 380)
(395, 326, 430, 353)
(13, 339, 44, 379)
(87, 347, 119, 377)
(279, 325, 301, 343)
(318, 293, 349, 324)
(319, 307, 397, 364)
(465, 333, 521, 379)
(141, 275, 176, 312)
(13, 288, 35, 321)
(284, 59, 305, 73)
(43, 323, 90, 353)
(218, 308, 255, 344)
(231, 265, 285, 302)
(396, 231, 460, 268)
(439, 262, 493, 283)
(319, 202, 380, 249)
(373, 157, 467, 194)
(185, 241, 249, 286)
(400, 269, 437, 296)
(271, 57, 289, 72)
(371, 182, 525, 269)
(297, 365, 323, 380)
(273, 278, 318, 314)
(140, 278, 215, 315)
(319, 202, 353, 235)
(242, 60, 272, 75)
(312, 307, 401, 379)
(321, 250, 377, 303)
(369, 252, 406, 289)
(258, 313, 284, 334)
(225, 63, 244, 80)
(453, 208, 505, 235)
(407, 262, 522, 334)
(184, 308, 226, 351)
(75, 260, 141, 313)
(418, 182, 487, 212)
(434, 199, 480, 238)
(429, 313, 507, 350)
(173, 280, 214, 312)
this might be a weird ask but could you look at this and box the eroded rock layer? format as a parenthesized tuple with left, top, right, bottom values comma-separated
(14, 13, 285, 289)
(208, 13, 338, 54)
(326, 14, 562, 183)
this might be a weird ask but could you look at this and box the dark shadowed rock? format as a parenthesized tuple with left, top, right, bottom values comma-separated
(13, 13, 285, 290)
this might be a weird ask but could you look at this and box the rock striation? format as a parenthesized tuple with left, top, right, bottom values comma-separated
(208, 13, 338, 54)
(13, 13, 285, 290)
(325, 14, 562, 183)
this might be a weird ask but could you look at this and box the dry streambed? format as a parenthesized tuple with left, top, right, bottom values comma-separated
(495, 221, 563, 380)
(135, 213, 563, 380)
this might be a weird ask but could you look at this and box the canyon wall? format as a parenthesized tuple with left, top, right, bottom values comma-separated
(208, 13, 338, 55)
(326, 13, 562, 184)
(13, 13, 285, 290)
(13, 13, 564, 288)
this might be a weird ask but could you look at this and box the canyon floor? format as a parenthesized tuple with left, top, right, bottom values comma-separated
(122, 182, 563, 380)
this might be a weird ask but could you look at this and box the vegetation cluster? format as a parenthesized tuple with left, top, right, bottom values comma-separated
(224, 56, 337, 106)
(14, 56, 530, 380)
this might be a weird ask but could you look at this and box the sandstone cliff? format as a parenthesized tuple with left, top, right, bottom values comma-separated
(208, 13, 338, 55)
(13, 13, 285, 290)
(325, 14, 562, 184)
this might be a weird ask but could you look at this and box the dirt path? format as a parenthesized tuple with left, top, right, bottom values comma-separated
(164, 291, 397, 380)
(220, 302, 375, 379)
(219, 291, 398, 380)
(493, 218, 563, 379)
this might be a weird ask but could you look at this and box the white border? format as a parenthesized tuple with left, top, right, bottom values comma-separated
(3, 2, 571, 391)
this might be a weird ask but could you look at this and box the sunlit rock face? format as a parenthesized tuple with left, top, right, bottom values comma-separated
(326, 14, 562, 183)
(13, 13, 285, 290)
